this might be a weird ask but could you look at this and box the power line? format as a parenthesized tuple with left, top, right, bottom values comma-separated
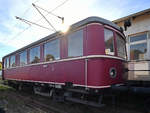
(16, 16, 54, 31)
(32, 3, 57, 31)
(7, 0, 70, 44)
(50, 0, 69, 12)
(4, 27, 30, 45)
(34, 0, 69, 23)
(31, 0, 69, 28)
(33, 3, 64, 23)
(4, 0, 41, 43)
(0, 0, 42, 51)
(12, 0, 40, 28)
(21, 0, 40, 17)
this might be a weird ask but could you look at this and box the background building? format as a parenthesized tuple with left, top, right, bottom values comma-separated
(113, 8, 150, 81)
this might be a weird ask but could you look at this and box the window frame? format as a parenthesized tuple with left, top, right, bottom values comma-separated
(10, 55, 16, 67)
(29, 45, 41, 64)
(43, 38, 60, 62)
(115, 32, 127, 59)
(128, 32, 148, 61)
(19, 50, 27, 66)
(104, 28, 115, 56)
(67, 29, 84, 58)
(4, 57, 9, 69)
(4, 58, 6, 69)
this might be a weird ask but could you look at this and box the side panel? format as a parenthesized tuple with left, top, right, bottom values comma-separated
(4, 58, 124, 87)
(86, 24, 105, 55)
(4, 59, 85, 85)
(60, 36, 68, 59)
(87, 58, 124, 86)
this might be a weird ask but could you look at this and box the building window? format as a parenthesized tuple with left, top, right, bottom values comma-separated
(10, 55, 16, 67)
(130, 43, 147, 60)
(130, 34, 147, 42)
(20, 50, 27, 66)
(30, 46, 40, 64)
(129, 33, 147, 60)
(44, 39, 60, 61)
(116, 33, 126, 59)
(104, 28, 114, 55)
(68, 30, 83, 57)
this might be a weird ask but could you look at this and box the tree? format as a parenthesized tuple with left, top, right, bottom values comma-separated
(0, 62, 2, 70)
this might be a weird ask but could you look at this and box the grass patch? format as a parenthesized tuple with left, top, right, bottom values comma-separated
(0, 84, 14, 91)
(0, 78, 14, 91)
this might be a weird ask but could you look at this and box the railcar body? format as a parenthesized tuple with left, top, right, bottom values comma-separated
(2, 17, 126, 89)
(2, 17, 127, 107)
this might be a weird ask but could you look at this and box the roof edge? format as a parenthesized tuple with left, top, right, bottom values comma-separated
(3, 16, 121, 58)
(113, 8, 150, 23)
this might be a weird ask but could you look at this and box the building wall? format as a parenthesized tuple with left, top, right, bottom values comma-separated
(125, 14, 150, 35)
(115, 13, 150, 81)
(117, 14, 150, 35)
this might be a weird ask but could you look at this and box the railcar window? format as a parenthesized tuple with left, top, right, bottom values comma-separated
(30, 46, 40, 64)
(4, 59, 6, 69)
(4, 58, 7, 69)
(20, 50, 27, 66)
(116, 34, 126, 59)
(68, 30, 83, 57)
(44, 39, 60, 61)
(10, 55, 16, 67)
(104, 29, 114, 55)
(6, 57, 9, 68)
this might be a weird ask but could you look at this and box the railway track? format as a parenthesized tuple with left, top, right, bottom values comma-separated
(16, 94, 68, 113)
(18, 92, 143, 113)
(0, 83, 144, 113)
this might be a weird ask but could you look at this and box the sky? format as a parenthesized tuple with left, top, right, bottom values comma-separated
(0, 0, 150, 60)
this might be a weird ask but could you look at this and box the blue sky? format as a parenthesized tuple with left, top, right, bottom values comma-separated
(0, 0, 150, 60)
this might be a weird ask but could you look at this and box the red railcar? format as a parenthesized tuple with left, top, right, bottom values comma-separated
(2, 17, 127, 106)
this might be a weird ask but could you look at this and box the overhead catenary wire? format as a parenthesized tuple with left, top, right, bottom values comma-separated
(12, 0, 40, 26)
(32, 3, 57, 32)
(50, 0, 69, 12)
(34, 0, 69, 24)
(2, 0, 41, 46)
(15, 16, 54, 31)
(25, 0, 69, 32)
(0, 0, 41, 56)
(5, 0, 70, 46)
(21, 0, 40, 17)
(11, 0, 40, 29)
(32, 3, 64, 23)
(7, 27, 30, 43)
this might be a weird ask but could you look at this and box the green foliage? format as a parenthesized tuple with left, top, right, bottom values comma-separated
(0, 84, 13, 91)
(0, 62, 2, 70)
